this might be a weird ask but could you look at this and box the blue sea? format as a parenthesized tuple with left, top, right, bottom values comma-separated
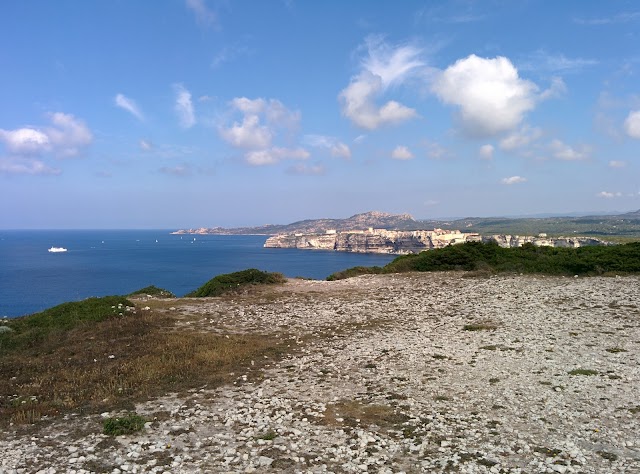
(0, 230, 396, 318)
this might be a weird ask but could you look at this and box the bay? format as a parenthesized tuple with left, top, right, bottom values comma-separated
(0, 230, 396, 317)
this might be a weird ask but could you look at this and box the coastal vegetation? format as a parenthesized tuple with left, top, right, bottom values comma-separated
(0, 282, 287, 426)
(128, 285, 175, 298)
(185, 268, 286, 297)
(327, 241, 640, 280)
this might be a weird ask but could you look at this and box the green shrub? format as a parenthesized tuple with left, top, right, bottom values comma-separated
(327, 241, 640, 280)
(186, 269, 286, 297)
(103, 413, 146, 436)
(128, 285, 175, 298)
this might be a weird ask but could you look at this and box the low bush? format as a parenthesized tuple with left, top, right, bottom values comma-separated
(327, 241, 640, 280)
(128, 285, 175, 298)
(186, 269, 286, 297)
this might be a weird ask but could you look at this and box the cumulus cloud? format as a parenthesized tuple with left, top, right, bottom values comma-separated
(303, 135, 351, 159)
(501, 176, 527, 185)
(391, 145, 414, 160)
(624, 110, 640, 138)
(185, 0, 217, 26)
(479, 144, 494, 160)
(174, 84, 196, 128)
(0, 112, 92, 174)
(115, 93, 144, 121)
(609, 160, 626, 168)
(339, 37, 422, 129)
(0, 127, 50, 155)
(432, 55, 539, 137)
(597, 191, 622, 198)
(219, 97, 308, 166)
(549, 139, 591, 161)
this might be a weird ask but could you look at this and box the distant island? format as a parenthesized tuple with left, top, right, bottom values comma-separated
(172, 209, 640, 254)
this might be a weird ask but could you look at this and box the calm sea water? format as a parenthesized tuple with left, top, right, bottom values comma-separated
(0, 230, 396, 318)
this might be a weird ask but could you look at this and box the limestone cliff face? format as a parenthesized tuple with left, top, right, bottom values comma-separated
(264, 230, 610, 254)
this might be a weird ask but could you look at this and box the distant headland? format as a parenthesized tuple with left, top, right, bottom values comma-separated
(172, 209, 640, 254)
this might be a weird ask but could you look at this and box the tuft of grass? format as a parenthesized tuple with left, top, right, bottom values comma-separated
(463, 321, 498, 331)
(128, 286, 175, 298)
(186, 269, 286, 297)
(605, 347, 627, 353)
(567, 368, 599, 376)
(257, 430, 278, 440)
(103, 413, 146, 436)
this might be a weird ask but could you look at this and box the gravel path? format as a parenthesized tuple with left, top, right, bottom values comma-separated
(1, 273, 639, 473)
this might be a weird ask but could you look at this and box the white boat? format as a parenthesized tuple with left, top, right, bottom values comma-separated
(48, 247, 68, 253)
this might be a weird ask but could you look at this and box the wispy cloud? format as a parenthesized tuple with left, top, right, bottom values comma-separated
(173, 84, 196, 128)
(609, 160, 626, 168)
(501, 176, 527, 185)
(0, 157, 61, 175)
(391, 145, 413, 160)
(518, 50, 598, 74)
(597, 191, 622, 198)
(574, 11, 640, 25)
(185, 0, 217, 27)
(139, 139, 153, 151)
(286, 163, 325, 176)
(339, 36, 423, 130)
(303, 134, 351, 159)
(211, 43, 253, 68)
(114, 93, 144, 121)
(159, 164, 191, 176)
(499, 126, 543, 152)
(549, 139, 591, 161)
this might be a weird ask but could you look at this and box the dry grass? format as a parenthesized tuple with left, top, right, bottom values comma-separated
(0, 309, 286, 426)
(322, 400, 410, 431)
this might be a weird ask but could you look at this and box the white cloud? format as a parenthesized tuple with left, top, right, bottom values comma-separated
(432, 55, 539, 137)
(391, 145, 414, 160)
(185, 0, 217, 26)
(339, 37, 422, 129)
(624, 110, 640, 138)
(0, 127, 50, 154)
(174, 84, 196, 128)
(115, 93, 144, 121)
(220, 97, 307, 166)
(424, 141, 451, 160)
(499, 126, 543, 151)
(245, 147, 309, 166)
(303, 134, 351, 159)
(597, 191, 622, 198)
(539, 77, 567, 100)
(609, 160, 626, 168)
(549, 139, 591, 161)
(0, 112, 92, 161)
(501, 176, 527, 185)
(45, 112, 93, 157)
(0, 157, 61, 175)
(574, 11, 640, 25)
(479, 144, 494, 160)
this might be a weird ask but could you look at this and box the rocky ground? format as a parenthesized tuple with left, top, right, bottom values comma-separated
(1, 272, 639, 474)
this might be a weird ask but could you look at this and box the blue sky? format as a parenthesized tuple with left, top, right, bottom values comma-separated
(1, 0, 639, 229)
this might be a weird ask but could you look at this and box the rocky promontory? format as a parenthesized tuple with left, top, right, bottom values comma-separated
(264, 228, 610, 255)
